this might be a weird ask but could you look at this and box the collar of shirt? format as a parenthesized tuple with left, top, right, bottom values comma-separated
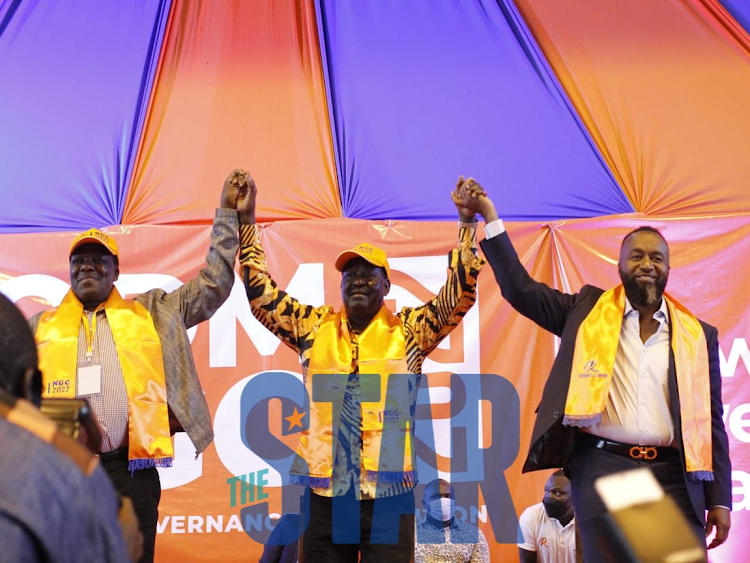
(623, 296, 669, 328)
(83, 308, 107, 316)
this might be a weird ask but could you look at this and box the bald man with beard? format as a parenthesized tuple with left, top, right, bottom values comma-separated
(455, 180, 731, 562)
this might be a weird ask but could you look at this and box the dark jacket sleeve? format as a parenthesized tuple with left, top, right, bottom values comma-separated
(480, 231, 577, 336)
(703, 324, 732, 509)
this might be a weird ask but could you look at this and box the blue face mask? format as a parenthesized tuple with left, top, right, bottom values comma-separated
(428, 498, 456, 522)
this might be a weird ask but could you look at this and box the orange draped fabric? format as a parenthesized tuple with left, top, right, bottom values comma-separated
(515, 0, 750, 216)
(122, 0, 341, 225)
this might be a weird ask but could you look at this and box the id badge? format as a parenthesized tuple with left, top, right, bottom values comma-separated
(77, 365, 102, 396)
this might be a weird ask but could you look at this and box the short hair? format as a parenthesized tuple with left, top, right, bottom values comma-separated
(0, 293, 39, 396)
(546, 469, 571, 489)
(620, 226, 668, 251)
(423, 478, 454, 499)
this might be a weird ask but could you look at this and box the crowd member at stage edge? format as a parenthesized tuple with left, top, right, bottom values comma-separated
(0, 292, 139, 562)
(414, 478, 490, 563)
(455, 179, 731, 562)
(28, 170, 248, 563)
(237, 174, 484, 562)
(518, 470, 576, 563)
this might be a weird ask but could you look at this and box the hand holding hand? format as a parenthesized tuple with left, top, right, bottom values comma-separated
(220, 169, 257, 224)
(236, 172, 257, 225)
(220, 169, 251, 210)
(451, 176, 481, 222)
(452, 176, 498, 223)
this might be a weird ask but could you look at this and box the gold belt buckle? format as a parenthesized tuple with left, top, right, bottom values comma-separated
(629, 446, 657, 460)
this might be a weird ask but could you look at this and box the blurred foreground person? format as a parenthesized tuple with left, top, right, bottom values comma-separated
(0, 292, 137, 562)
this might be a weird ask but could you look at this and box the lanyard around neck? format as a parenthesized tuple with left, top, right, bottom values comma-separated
(81, 304, 105, 361)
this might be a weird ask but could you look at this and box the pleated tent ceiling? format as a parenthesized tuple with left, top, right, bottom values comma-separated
(315, 0, 632, 220)
(123, 0, 342, 225)
(1, 1, 749, 561)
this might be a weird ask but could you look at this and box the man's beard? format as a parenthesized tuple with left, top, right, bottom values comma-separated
(620, 269, 668, 308)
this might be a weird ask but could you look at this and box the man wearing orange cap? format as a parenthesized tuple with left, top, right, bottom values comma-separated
(29, 170, 248, 563)
(237, 176, 484, 562)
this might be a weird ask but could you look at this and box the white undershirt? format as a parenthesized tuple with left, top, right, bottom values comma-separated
(485, 219, 674, 446)
(582, 298, 673, 446)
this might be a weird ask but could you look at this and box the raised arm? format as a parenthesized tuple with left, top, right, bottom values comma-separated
(236, 174, 326, 353)
(400, 177, 485, 354)
(458, 181, 578, 337)
(158, 170, 243, 328)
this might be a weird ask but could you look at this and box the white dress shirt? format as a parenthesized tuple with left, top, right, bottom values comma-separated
(583, 298, 673, 446)
(484, 219, 674, 446)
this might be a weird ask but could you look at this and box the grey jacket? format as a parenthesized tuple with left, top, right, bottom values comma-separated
(30, 208, 239, 454)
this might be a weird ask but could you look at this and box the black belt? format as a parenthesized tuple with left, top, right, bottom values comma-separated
(98, 447, 128, 462)
(578, 433, 679, 462)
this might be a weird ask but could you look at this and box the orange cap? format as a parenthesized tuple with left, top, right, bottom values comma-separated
(335, 242, 390, 279)
(69, 228, 119, 257)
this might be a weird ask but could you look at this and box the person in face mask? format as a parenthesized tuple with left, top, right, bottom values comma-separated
(414, 479, 490, 563)
(518, 471, 576, 563)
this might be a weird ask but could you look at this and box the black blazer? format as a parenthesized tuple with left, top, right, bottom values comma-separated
(481, 231, 731, 521)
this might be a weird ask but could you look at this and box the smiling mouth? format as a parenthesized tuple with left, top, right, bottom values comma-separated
(635, 275, 655, 282)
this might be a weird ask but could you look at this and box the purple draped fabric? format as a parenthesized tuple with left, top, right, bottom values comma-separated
(0, 0, 170, 232)
(315, 0, 633, 221)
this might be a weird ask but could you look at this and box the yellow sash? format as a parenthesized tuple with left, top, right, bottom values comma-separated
(36, 288, 173, 470)
(291, 306, 413, 487)
(565, 285, 713, 478)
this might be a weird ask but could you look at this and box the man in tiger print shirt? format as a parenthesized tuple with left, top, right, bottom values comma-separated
(236, 173, 485, 562)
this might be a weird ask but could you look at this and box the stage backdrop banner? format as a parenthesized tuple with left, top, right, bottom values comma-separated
(122, 0, 341, 226)
(2, 215, 749, 562)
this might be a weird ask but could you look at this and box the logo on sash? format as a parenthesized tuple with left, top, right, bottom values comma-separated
(578, 359, 608, 379)
(379, 409, 401, 424)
